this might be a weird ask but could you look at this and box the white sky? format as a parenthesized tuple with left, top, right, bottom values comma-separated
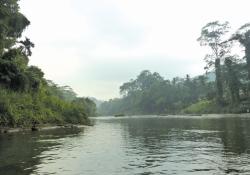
(19, 0, 250, 100)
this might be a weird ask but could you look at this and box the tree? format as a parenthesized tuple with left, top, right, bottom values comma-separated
(0, 0, 30, 55)
(227, 23, 250, 78)
(224, 57, 240, 104)
(19, 37, 35, 56)
(197, 21, 231, 104)
(221, 23, 250, 98)
(99, 70, 214, 115)
(0, 0, 36, 91)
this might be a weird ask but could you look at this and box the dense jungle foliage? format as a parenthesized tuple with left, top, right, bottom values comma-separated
(98, 21, 250, 116)
(0, 0, 96, 127)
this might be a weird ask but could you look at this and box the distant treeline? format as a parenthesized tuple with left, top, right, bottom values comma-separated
(98, 21, 250, 116)
(98, 70, 216, 115)
(0, 0, 96, 127)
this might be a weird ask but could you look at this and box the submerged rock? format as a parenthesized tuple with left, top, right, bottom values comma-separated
(31, 126, 39, 131)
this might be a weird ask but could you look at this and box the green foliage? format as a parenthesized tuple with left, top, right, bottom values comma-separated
(72, 98, 97, 117)
(0, 83, 96, 127)
(0, 0, 30, 54)
(98, 70, 215, 115)
(182, 100, 214, 114)
(227, 23, 250, 80)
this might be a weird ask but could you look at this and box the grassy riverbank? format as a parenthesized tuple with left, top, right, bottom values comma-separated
(0, 86, 96, 128)
(182, 100, 248, 114)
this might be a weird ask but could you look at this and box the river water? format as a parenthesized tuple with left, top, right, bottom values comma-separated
(1, 115, 250, 175)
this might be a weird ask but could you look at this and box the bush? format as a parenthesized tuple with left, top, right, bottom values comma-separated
(182, 100, 215, 114)
(0, 86, 94, 127)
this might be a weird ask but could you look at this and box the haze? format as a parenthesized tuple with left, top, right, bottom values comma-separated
(19, 0, 250, 100)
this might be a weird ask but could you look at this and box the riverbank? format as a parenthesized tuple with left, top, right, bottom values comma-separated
(180, 99, 250, 115)
(0, 124, 92, 134)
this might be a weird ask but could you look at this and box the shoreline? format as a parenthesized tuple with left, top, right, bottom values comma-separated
(0, 124, 92, 134)
(99, 113, 250, 118)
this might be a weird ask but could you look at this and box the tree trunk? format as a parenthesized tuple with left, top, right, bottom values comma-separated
(245, 44, 250, 98)
(215, 58, 223, 104)
(246, 45, 250, 80)
(225, 58, 240, 104)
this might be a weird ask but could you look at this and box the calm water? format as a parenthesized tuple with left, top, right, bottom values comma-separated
(1, 115, 250, 175)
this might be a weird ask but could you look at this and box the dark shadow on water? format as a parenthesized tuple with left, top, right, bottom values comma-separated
(0, 128, 84, 175)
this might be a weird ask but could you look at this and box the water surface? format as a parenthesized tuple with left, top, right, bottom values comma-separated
(1, 115, 250, 175)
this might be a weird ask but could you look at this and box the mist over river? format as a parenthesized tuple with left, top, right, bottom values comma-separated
(1, 115, 250, 175)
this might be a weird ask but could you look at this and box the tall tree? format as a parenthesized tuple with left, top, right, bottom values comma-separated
(0, 0, 35, 91)
(197, 21, 231, 104)
(227, 23, 250, 79)
(0, 0, 30, 55)
(222, 23, 250, 98)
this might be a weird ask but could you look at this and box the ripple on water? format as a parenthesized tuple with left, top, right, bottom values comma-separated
(1, 115, 250, 175)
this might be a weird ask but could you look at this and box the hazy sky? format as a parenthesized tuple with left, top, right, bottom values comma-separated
(19, 0, 250, 100)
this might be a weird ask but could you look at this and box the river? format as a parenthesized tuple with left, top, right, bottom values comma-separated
(1, 115, 250, 175)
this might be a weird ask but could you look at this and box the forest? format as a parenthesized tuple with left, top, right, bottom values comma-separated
(0, 0, 96, 128)
(98, 21, 250, 116)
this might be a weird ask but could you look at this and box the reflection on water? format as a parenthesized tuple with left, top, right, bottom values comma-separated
(1, 115, 250, 175)
(119, 116, 250, 175)
(0, 128, 83, 175)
